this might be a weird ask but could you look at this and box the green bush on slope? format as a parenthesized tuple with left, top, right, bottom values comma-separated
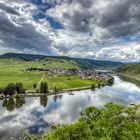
(42, 103, 140, 140)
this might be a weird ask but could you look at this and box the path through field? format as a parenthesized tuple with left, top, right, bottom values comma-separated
(37, 73, 45, 86)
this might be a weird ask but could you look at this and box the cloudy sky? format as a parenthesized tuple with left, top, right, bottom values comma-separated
(0, 0, 140, 62)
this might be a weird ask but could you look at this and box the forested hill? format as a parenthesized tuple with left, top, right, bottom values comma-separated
(0, 53, 123, 69)
(116, 63, 140, 74)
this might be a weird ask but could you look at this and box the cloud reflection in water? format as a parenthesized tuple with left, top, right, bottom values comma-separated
(0, 76, 140, 139)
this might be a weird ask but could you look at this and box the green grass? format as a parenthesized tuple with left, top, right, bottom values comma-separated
(40, 58, 80, 69)
(39, 103, 140, 140)
(0, 59, 44, 89)
(0, 59, 101, 90)
(43, 75, 101, 90)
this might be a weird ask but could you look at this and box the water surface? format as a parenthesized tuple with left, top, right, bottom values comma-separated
(0, 76, 140, 139)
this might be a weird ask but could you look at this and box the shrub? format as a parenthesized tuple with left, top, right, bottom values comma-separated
(43, 103, 140, 140)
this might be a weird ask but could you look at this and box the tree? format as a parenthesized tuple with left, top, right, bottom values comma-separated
(16, 82, 25, 94)
(91, 84, 95, 90)
(4, 83, 16, 96)
(97, 83, 101, 88)
(54, 86, 59, 94)
(33, 83, 37, 93)
(40, 82, 48, 93)
(107, 77, 114, 86)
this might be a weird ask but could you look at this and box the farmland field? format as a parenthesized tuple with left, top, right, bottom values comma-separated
(0, 58, 101, 90)
(43, 75, 102, 90)
(0, 59, 44, 89)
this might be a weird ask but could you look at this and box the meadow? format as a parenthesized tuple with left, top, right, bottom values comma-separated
(0, 58, 101, 90)
(0, 59, 44, 89)
(43, 75, 101, 90)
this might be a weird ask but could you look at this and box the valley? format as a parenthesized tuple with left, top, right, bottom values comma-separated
(0, 53, 117, 91)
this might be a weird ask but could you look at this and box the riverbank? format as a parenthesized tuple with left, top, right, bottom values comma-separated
(0, 78, 113, 100)
(1, 75, 140, 140)
(118, 73, 140, 82)
(0, 86, 98, 100)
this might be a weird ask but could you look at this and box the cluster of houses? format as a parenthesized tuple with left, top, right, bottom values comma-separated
(26, 67, 110, 81)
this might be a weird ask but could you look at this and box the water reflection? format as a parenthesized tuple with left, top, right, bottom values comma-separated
(2, 97, 26, 111)
(0, 76, 140, 140)
(53, 95, 62, 102)
(40, 95, 48, 108)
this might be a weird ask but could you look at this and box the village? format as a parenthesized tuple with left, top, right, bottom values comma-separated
(26, 67, 110, 81)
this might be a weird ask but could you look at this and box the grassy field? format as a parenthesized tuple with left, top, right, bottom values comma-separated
(0, 59, 44, 89)
(43, 75, 102, 90)
(0, 59, 101, 90)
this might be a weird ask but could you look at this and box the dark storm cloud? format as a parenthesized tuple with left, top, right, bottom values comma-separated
(0, 3, 19, 15)
(63, 10, 92, 33)
(0, 11, 52, 54)
(77, 0, 93, 8)
(58, 0, 140, 37)
(0, 0, 140, 61)
(98, 0, 140, 37)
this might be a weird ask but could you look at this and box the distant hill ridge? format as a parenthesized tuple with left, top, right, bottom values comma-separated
(116, 63, 140, 74)
(0, 53, 123, 69)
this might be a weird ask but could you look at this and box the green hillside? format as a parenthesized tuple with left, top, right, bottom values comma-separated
(116, 63, 140, 79)
(0, 53, 121, 90)
(0, 53, 122, 69)
(0, 58, 80, 89)
(41, 103, 140, 140)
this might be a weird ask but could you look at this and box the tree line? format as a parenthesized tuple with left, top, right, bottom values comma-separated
(0, 82, 25, 96)
(0, 82, 49, 96)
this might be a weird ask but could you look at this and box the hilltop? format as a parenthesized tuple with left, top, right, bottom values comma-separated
(0, 53, 123, 69)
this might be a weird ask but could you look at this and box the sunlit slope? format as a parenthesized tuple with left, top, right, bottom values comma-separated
(0, 58, 80, 89)
(116, 63, 140, 79)
(0, 53, 122, 69)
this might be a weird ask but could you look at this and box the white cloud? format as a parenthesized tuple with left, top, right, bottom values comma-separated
(0, 0, 140, 61)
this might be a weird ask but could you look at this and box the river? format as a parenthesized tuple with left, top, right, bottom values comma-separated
(0, 75, 140, 139)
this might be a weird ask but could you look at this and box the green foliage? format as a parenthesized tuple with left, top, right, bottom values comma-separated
(3, 82, 25, 96)
(97, 83, 101, 88)
(116, 63, 140, 79)
(33, 83, 37, 89)
(16, 82, 25, 94)
(53, 86, 60, 94)
(107, 77, 114, 86)
(40, 82, 48, 93)
(43, 103, 140, 140)
(4, 83, 16, 96)
(116, 63, 140, 74)
(91, 84, 96, 90)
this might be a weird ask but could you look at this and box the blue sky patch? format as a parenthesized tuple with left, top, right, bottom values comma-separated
(46, 16, 64, 29)
(31, 0, 63, 29)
